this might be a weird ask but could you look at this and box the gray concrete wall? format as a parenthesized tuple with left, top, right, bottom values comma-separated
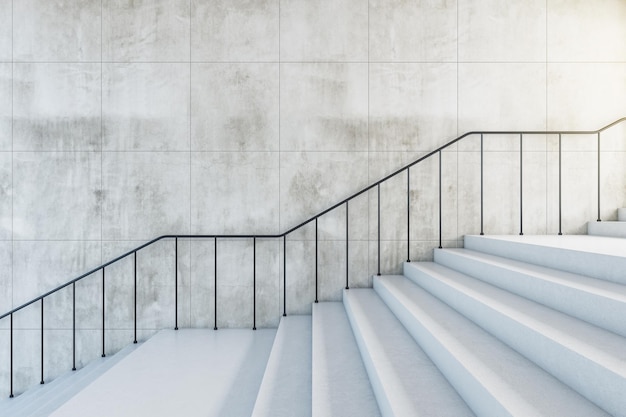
(0, 0, 626, 395)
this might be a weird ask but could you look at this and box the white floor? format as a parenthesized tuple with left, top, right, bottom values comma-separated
(50, 329, 276, 417)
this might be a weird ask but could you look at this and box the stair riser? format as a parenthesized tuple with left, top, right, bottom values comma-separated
(618, 208, 626, 221)
(404, 265, 626, 417)
(587, 221, 626, 238)
(373, 278, 512, 417)
(433, 250, 626, 338)
(465, 236, 626, 285)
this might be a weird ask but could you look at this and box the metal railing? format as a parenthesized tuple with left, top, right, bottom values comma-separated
(1, 116, 625, 397)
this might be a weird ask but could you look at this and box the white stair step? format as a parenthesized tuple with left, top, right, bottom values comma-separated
(312, 302, 380, 417)
(464, 235, 626, 284)
(618, 208, 626, 221)
(374, 275, 611, 417)
(343, 288, 474, 417)
(434, 248, 626, 337)
(13, 343, 141, 417)
(404, 262, 626, 417)
(252, 316, 312, 417)
(588, 220, 626, 238)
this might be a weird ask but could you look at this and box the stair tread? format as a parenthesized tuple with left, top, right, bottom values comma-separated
(465, 234, 626, 284)
(344, 288, 474, 417)
(407, 262, 626, 375)
(252, 316, 312, 417)
(438, 248, 626, 302)
(312, 302, 380, 417)
(375, 274, 610, 417)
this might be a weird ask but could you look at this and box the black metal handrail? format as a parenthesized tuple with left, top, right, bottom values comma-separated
(1, 116, 625, 397)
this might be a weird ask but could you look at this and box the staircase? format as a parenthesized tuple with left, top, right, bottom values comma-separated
(2, 211, 625, 416)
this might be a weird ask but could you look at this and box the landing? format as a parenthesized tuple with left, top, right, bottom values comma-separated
(50, 328, 277, 417)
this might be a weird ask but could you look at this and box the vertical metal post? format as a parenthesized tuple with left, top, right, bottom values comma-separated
(558, 134, 562, 235)
(133, 251, 137, 344)
(438, 151, 442, 249)
(40, 297, 44, 384)
(10, 313, 13, 397)
(407, 168, 411, 262)
(253, 237, 256, 330)
(174, 238, 178, 330)
(101, 268, 105, 357)
(519, 133, 524, 236)
(480, 134, 484, 235)
(315, 218, 318, 303)
(345, 201, 349, 290)
(597, 132, 601, 221)
(72, 281, 76, 371)
(377, 184, 381, 276)
(283, 235, 286, 316)
(214, 237, 218, 330)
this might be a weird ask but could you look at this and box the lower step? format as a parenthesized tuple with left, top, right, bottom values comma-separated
(252, 316, 312, 417)
(312, 302, 380, 417)
(374, 275, 610, 417)
(588, 220, 626, 238)
(343, 288, 474, 417)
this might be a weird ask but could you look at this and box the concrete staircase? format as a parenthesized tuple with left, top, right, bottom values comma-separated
(3, 211, 626, 416)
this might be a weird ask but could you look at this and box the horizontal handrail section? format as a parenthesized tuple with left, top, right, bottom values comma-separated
(1, 116, 625, 397)
(2, 116, 625, 321)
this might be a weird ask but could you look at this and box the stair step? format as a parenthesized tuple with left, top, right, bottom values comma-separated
(404, 262, 626, 416)
(464, 234, 626, 284)
(343, 288, 474, 417)
(619, 208, 626, 221)
(312, 302, 380, 417)
(588, 220, 626, 238)
(252, 316, 312, 417)
(12, 343, 141, 417)
(374, 274, 611, 417)
(434, 248, 626, 337)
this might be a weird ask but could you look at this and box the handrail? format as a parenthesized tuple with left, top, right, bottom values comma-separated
(1, 116, 625, 321)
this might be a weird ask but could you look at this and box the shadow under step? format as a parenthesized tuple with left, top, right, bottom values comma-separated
(404, 262, 626, 417)
(252, 316, 312, 417)
(374, 274, 611, 417)
(312, 302, 380, 417)
(433, 248, 626, 337)
(343, 288, 474, 417)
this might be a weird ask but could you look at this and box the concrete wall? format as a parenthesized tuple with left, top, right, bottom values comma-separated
(0, 0, 625, 395)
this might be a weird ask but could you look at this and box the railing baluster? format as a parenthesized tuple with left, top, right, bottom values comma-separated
(519, 133, 524, 236)
(253, 237, 256, 331)
(558, 134, 562, 235)
(214, 237, 218, 330)
(377, 184, 381, 276)
(439, 151, 442, 249)
(10, 313, 13, 397)
(407, 168, 411, 262)
(175, 237, 178, 331)
(40, 297, 44, 384)
(346, 201, 349, 290)
(315, 218, 318, 303)
(480, 134, 484, 235)
(102, 268, 105, 357)
(133, 251, 137, 344)
(72, 281, 76, 371)
(283, 235, 287, 317)
(597, 131, 601, 221)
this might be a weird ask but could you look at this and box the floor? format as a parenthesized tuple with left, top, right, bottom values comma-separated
(50, 328, 277, 417)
